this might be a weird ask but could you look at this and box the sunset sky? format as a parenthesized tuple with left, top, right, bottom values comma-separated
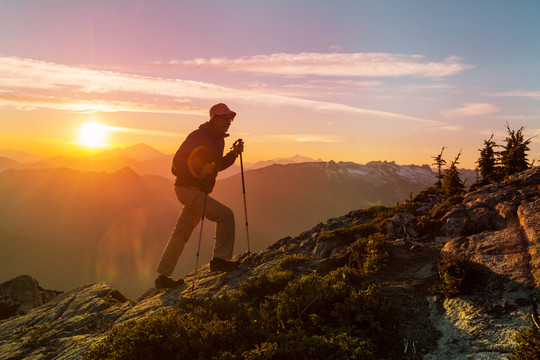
(1, 0, 539, 168)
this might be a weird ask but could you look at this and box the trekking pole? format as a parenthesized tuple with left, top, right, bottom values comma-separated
(233, 139, 251, 254)
(191, 188, 209, 292)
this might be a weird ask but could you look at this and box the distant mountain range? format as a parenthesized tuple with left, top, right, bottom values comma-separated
(0, 144, 176, 180)
(0, 143, 476, 181)
(250, 154, 323, 169)
(0, 145, 326, 181)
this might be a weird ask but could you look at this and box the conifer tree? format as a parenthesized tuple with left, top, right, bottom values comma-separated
(442, 150, 465, 198)
(476, 134, 500, 183)
(499, 123, 532, 178)
(432, 147, 447, 190)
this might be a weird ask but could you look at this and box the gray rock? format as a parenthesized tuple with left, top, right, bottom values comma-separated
(0, 275, 62, 320)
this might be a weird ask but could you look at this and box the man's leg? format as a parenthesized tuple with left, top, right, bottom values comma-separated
(203, 196, 235, 260)
(156, 187, 202, 276)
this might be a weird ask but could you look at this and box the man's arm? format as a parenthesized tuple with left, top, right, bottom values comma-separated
(218, 139, 243, 171)
(218, 150, 238, 171)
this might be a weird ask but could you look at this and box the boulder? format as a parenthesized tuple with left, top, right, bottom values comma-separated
(443, 227, 532, 286)
(0, 275, 62, 320)
(518, 197, 540, 286)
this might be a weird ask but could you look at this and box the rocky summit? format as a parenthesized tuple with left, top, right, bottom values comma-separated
(0, 167, 538, 359)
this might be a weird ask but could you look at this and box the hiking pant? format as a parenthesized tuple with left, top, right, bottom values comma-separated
(156, 186, 235, 277)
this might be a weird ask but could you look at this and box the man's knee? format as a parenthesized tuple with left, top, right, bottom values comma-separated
(221, 206, 234, 223)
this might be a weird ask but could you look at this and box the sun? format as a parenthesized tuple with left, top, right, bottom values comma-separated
(77, 121, 110, 149)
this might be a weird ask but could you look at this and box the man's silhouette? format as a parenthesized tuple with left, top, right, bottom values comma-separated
(155, 103, 244, 289)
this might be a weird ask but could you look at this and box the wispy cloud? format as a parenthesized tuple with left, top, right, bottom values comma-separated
(441, 103, 499, 118)
(491, 115, 539, 121)
(441, 125, 463, 131)
(246, 79, 382, 99)
(0, 56, 443, 125)
(0, 91, 205, 115)
(485, 90, 540, 99)
(0, 56, 229, 98)
(283, 79, 381, 93)
(404, 83, 458, 92)
(108, 125, 181, 138)
(179, 53, 473, 78)
(254, 134, 346, 143)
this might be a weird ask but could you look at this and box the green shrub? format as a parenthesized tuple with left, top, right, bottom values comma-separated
(319, 223, 378, 245)
(85, 296, 264, 360)
(244, 332, 376, 360)
(320, 203, 420, 246)
(104, 289, 135, 307)
(415, 215, 443, 235)
(511, 327, 540, 360)
(274, 254, 310, 271)
(414, 186, 441, 199)
(234, 269, 295, 305)
(430, 254, 478, 298)
(234, 255, 310, 305)
(430, 195, 463, 219)
(357, 205, 388, 218)
(367, 203, 418, 233)
(258, 269, 387, 358)
(260, 268, 385, 334)
(348, 234, 390, 274)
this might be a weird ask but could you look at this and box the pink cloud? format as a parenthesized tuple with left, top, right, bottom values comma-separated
(180, 53, 473, 78)
(441, 103, 499, 118)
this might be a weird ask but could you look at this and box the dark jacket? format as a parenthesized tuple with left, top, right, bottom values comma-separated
(171, 122, 237, 193)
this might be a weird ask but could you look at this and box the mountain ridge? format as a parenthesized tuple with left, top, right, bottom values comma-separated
(0, 143, 476, 182)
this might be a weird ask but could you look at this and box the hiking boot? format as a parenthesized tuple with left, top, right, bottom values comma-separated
(210, 258, 239, 272)
(155, 275, 185, 289)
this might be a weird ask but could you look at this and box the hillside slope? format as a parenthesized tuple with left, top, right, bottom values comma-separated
(0, 166, 538, 359)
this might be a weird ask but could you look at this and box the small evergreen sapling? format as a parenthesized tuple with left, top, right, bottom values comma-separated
(499, 123, 533, 178)
(442, 150, 465, 198)
(431, 147, 447, 190)
(476, 134, 500, 184)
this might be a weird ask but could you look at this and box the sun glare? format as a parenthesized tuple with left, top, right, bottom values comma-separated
(77, 121, 110, 149)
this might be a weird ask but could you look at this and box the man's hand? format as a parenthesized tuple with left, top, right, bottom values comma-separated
(201, 162, 216, 177)
(233, 139, 244, 156)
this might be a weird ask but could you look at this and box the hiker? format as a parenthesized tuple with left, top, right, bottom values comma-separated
(155, 103, 244, 289)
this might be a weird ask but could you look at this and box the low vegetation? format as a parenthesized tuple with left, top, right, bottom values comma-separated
(85, 228, 394, 359)
(85, 270, 390, 359)
(430, 254, 480, 298)
(511, 327, 540, 360)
